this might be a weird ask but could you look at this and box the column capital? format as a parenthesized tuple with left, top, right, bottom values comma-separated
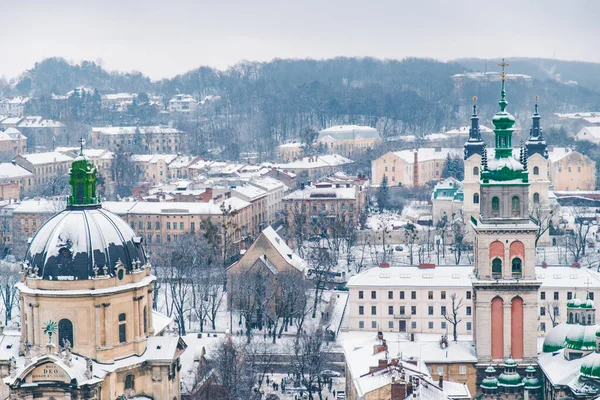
(94, 304, 102, 308)
(102, 303, 111, 307)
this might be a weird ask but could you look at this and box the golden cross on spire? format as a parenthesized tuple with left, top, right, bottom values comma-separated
(498, 58, 510, 81)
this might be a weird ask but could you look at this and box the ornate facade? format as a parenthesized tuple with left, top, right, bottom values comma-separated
(0, 144, 185, 400)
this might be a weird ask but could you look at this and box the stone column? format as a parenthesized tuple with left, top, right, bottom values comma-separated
(137, 296, 145, 337)
(103, 303, 111, 347)
(132, 297, 139, 340)
(503, 300, 512, 359)
(95, 304, 102, 349)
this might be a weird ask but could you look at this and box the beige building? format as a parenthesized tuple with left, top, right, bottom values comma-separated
(132, 154, 178, 185)
(318, 125, 381, 156)
(282, 182, 365, 240)
(231, 185, 267, 236)
(0, 151, 185, 400)
(14, 152, 74, 187)
(275, 142, 303, 162)
(0, 163, 33, 200)
(167, 94, 197, 113)
(0, 128, 27, 158)
(371, 148, 461, 188)
(431, 177, 464, 223)
(548, 147, 596, 191)
(91, 126, 186, 153)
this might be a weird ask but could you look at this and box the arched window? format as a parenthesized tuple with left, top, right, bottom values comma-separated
(125, 374, 135, 390)
(492, 197, 500, 216)
(119, 313, 127, 343)
(58, 319, 73, 348)
(492, 258, 502, 278)
(512, 196, 520, 216)
(143, 306, 148, 334)
(569, 312, 573, 324)
(533, 192, 540, 204)
(533, 166, 539, 175)
(512, 258, 522, 278)
(473, 166, 479, 176)
(473, 193, 480, 204)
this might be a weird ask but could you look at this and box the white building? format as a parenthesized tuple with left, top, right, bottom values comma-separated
(168, 94, 198, 113)
(0, 97, 30, 117)
(576, 126, 600, 145)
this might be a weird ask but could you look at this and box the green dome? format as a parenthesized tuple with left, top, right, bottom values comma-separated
(580, 353, 600, 379)
(543, 322, 570, 352)
(481, 376, 499, 389)
(498, 371, 524, 387)
(566, 324, 599, 351)
(503, 357, 518, 368)
(567, 297, 582, 308)
(582, 298, 595, 309)
(522, 366, 542, 390)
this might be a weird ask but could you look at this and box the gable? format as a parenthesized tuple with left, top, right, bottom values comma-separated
(25, 361, 72, 384)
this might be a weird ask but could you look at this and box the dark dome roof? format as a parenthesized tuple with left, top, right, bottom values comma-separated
(26, 205, 146, 280)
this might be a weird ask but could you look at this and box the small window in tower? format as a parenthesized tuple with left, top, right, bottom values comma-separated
(144, 306, 148, 334)
(492, 258, 502, 278)
(533, 192, 540, 204)
(512, 196, 520, 216)
(473, 166, 479, 176)
(473, 193, 479, 204)
(58, 319, 74, 348)
(119, 313, 127, 343)
(512, 258, 522, 278)
(491, 197, 500, 216)
(533, 166, 539, 175)
(125, 374, 135, 390)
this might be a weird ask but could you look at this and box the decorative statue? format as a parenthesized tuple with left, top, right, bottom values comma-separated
(85, 356, 93, 379)
(42, 320, 57, 346)
(9, 357, 16, 378)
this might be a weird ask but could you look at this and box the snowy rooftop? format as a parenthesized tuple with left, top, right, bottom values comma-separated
(20, 151, 74, 165)
(0, 163, 33, 180)
(0, 127, 26, 141)
(0, 117, 24, 125)
(444, 125, 493, 136)
(92, 126, 182, 135)
(580, 126, 600, 139)
(274, 154, 353, 169)
(318, 125, 380, 141)
(231, 185, 267, 201)
(131, 154, 178, 164)
(103, 197, 250, 216)
(17, 116, 64, 128)
(284, 184, 356, 200)
(261, 226, 306, 272)
(168, 155, 199, 169)
(277, 142, 303, 148)
(12, 198, 65, 214)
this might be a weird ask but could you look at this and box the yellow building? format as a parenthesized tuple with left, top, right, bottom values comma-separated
(0, 128, 27, 158)
(91, 126, 186, 153)
(276, 142, 304, 162)
(0, 151, 184, 400)
(0, 163, 33, 200)
(131, 154, 178, 185)
(548, 147, 596, 191)
(318, 125, 381, 156)
(14, 152, 74, 187)
(371, 148, 461, 188)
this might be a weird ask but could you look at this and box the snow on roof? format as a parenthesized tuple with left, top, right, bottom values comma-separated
(0, 127, 26, 141)
(284, 184, 356, 200)
(168, 155, 199, 169)
(102, 93, 135, 100)
(391, 148, 461, 164)
(249, 176, 286, 192)
(277, 142, 303, 148)
(20, 151, 73, 165)
(548, 147, 575, 163)
(318, 125, 380, 141)
(538, 349, 587, 387)
(103, 198, 250, 216)
(0, 163, 33, 180)
(7, 97, 30, 104)
(579, 126, 600, 139)
(92, 126, 182, 135)
(347, 265, 473, 288)
(17, 116, 64, 128)
(231, 185, 267, 201)
(444, 125, 493, 135)
(424, 133, 449, 141)
(274, 154, 354, 170)
(131, 154, 178, 164)
(169, 94, 196, 103)
(261, 226, 306, 272)
(0, 333, 20, 361)
(0, 117, 23, 125)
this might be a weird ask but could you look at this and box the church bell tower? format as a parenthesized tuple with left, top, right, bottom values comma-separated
(471, 60, 541, 370)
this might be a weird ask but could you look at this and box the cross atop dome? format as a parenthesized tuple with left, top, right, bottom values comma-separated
(78, 137, 86, 156)
(498, 58, 510, 81)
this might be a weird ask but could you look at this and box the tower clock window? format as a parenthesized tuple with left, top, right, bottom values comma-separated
(492, 258, 502, 278)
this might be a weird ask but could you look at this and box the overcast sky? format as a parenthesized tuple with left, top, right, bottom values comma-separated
(1, 0, 599, 80)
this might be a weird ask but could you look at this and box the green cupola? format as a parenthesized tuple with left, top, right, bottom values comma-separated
(481, 59, 529, 185)
(67, 138, 100, 207)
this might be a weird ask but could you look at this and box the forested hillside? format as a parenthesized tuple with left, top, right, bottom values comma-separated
(3, 56, 600, 157)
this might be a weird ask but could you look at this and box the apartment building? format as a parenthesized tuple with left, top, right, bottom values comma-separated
(347, 263, 600, 336)
(131, 154, 178, 184)
(282, 182, 366, 239)
(14, 152, 74, 186)
(168, 94, 198, 113)
(231, 185, 267, 236)
(274, 154, 353, 182)
(0, 128, 27, 157)
(576, 127, 600, 145)
(91, 126, 186, 153)
(276, 142, 303, 162)
(548, 147, 596, 191)
(0, 163, 33, 200)
(318, 125, 381, 156)
(0, 97, 30, 117)
(371, 148, 461, 188)
(2, 198, 63, 247)
(248, 177, 288, 225)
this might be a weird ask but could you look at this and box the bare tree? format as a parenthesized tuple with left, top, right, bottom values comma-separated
(545, 300, 561, 327)
(0, 261, 19, 325)
(451, 219, 467, 264)
(405, 223, 417, 265)
(306, 246, 336, 318)
(569, 207, 593, 262)
(290, 328, 326, 400)
(206, 337, 257, 400)
(530, 202, 559, 247)
(443, 294, 463, 342)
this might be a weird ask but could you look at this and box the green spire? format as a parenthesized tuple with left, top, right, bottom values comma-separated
(491, 58, 516, 158)
(67, 138, 100, 207)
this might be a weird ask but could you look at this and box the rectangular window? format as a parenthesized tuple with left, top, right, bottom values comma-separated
(371, 321, 377, 329)
(459, 365, 467, 375)
(428, 291, 433, 300)
(138, 221, 143, 230)
(411, 291, 417, 300)
(147, 221, 152, 230)
(567, 292, 573, 300)
(466, 306, 472, 316)
(428, 321, 434, 329)
(466, 322, 472, 331)
(399, 306, 405, 315)
(167, 222, 171, 229)
(359, 306, 364, 315)
(554, 292, 559, 300)
(388, 321, 394, 329)
(400, 291, 405, 299)
(466, 291, 472, 300)
(388, 306, 394, 315)
(411, 321, 417, 329)
(359, 291, 364, 299)
(371, 291, 377, 299)
(155, 222, 160, 229)
(541, 291, 546, 300)
(180, 222, 184, 230)
(167, 234, 171, 243)
(371, 306, 377, 315)
(359, 321, 364, 329)
(441, 291, 446, 300)
(441, 321, 447, 329)
(441, 306, 446, 315)
(388, 291, 393, 300)
(540, 307, 545, 316)
(554, 307, 559, 316)
(191, 222, 195, 231)
(411, 306, 417, 315)
(591, 292, 595, 301)
(428, 306, 434, 315)
(540, 322, 546, 332)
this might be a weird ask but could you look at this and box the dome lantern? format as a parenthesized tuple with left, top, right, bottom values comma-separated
(67, 138, 100, 207)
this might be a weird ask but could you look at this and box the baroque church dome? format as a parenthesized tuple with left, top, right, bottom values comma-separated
(542, 322, 570, 353)
(23, 146, 146, 281)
